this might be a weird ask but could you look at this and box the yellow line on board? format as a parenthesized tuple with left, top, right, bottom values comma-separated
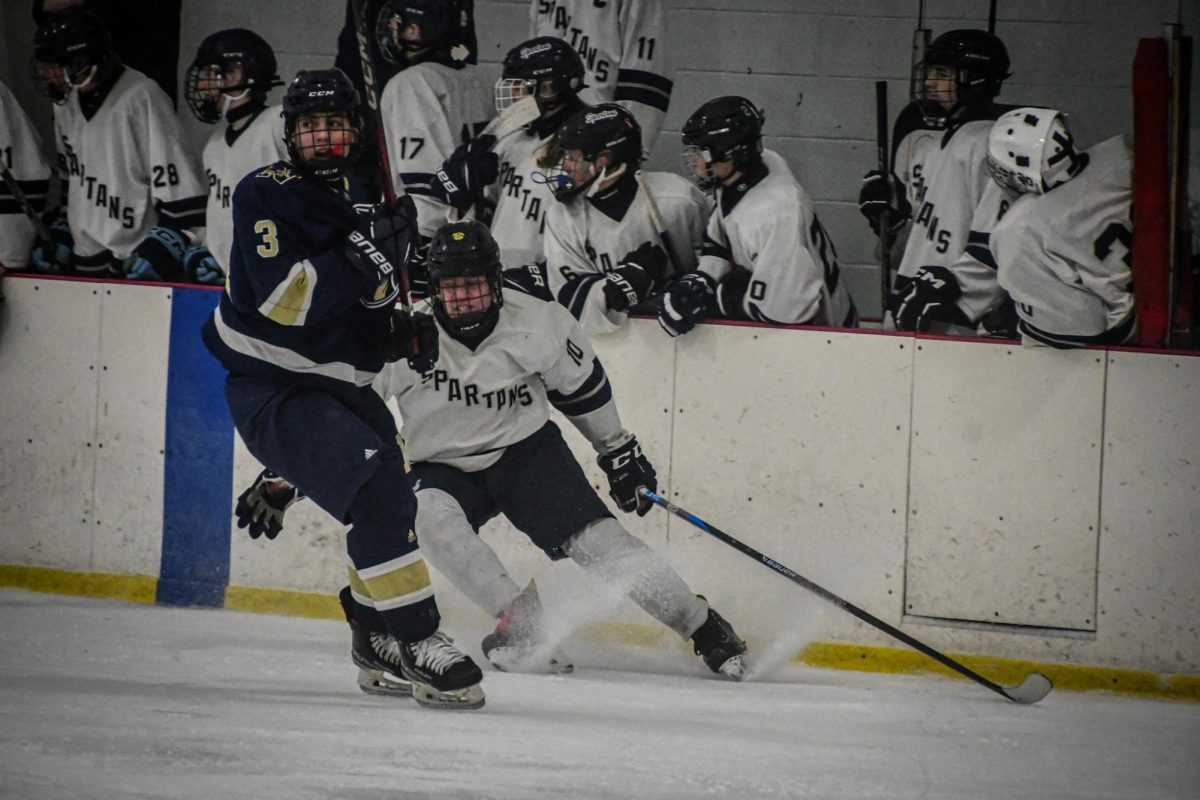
(4, 569, 1196, 702)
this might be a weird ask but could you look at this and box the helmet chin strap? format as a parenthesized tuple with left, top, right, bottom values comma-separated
(584, 162, 627, 198)
(68, 64, 98, 93)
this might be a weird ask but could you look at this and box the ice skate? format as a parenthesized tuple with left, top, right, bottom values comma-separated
(399, 631, 486, 710)
(691, 602, 747, 680)
(481, 581, 574, 675)
(341, 586, 412, 698)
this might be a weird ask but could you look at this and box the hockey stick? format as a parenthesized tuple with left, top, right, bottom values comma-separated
(987, 0, 998, 34)
(910, 0, 931, 99)
(874, 80, 893, 318)
(449, 95, 541, 222)
(0, 159, 51, 242)
(351, 0, 415, 316)
(640, 489, 1054, 705)
(633, 170, 686, 277)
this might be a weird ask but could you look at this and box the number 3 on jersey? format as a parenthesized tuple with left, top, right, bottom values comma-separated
(254, 219, 279, 258)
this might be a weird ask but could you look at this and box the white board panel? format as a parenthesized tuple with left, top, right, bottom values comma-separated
(90, 284, 171, 576)
(906, 340, 1105, 630)
(0, 279, 101, 567)
(1098, 351, 1200, 671)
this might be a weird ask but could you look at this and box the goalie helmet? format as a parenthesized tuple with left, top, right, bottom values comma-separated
(545, 104, 643, 201)
(914, 29, 1011, 126)
(31, 9, 112, 103)
(185, 29, 281, 123)
(496, 36, 586, 113)
(986, 107, 1085, 195)
(680, 96, 765, 190)
(426, 220, 504, 335)
(282, 69, 362, 181)
(376, 0, 455, 63)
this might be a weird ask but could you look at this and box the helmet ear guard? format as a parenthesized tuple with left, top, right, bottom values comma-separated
(986, 107, 1085, 195)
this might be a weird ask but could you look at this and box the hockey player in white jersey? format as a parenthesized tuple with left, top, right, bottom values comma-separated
(373, 220, 749, 680)
(889, 29, 1015, 332)
(659, 96, 858, 336)
(538, 103, 711, 335)
(1, 79, 52, 272)
(30, 9, 206, 282)
(184, 28, 288, 281)
(376, 0, 494, 240)
(432, 36, 589, 268)
(530, 0, 673, 149)
(985, 108, 1135, 347)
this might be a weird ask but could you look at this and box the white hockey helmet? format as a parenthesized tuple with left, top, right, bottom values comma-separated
(986, 107, 1084, 194)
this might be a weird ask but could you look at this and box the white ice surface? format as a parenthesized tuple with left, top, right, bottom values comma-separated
(1, 589, 1197, 800)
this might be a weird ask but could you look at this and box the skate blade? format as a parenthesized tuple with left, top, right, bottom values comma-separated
(485, 645, 574, 675)
(411, 682, 486, 711)
(356, 668, 413, 698)
(718, 654, 746, 681)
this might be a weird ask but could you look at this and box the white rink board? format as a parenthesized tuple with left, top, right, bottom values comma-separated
(1098, 350, 1200, 672)
(91, 284, 170, 577)
(0, 280, 102, 569)
(906, 339, 1105, 630)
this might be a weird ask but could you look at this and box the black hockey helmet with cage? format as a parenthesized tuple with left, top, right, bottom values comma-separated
(547, 104, 643, 200)
(32, 9, 112, 101)
(282, 69, 362, 181)
(376, 0, 455, 63)
(498, 36, 586, 111)
(186, 29, 281, 123)
(426, 220, 505, 334)
(681, 96, 765, 188)
(915, 29, 1011, 124)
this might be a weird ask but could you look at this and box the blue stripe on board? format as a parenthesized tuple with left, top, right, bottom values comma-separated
(158, 288, 233, 607)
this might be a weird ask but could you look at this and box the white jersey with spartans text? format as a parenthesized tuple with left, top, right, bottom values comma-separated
(543, 170, 712, 335)
(531, 0, 672, 150)
(0, 79, 52, 270)
(201, 106, 287, 271)
(379, 62, 494, 238)
(485, 126, 556, 268)
(992, 136, 1135, 346)
(373, 290, 631, 472)
(699, 149, 856, 327)
(54, 68, 206, 260)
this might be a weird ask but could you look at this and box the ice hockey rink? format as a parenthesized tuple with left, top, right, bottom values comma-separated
(1, 589, 1196, 800)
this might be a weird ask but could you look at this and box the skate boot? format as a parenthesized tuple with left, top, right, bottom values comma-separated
(481, 580, 573, 675)
(340, 586, 412, 698)
(399, 630, 486, 710)
(690, 600, 747, 680)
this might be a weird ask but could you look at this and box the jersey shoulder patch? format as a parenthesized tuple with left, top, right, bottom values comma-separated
(253, 162, 301, 185)
(502, 262, 555, 303)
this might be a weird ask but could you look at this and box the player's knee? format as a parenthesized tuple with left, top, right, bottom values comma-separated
(562, 517, 647, 567)
(414, 488, 474, 549)
(346, 453, 417, 562)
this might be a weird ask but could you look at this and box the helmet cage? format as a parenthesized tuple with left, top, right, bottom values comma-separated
(185, 31, 280, 123)
(376, 0, 453, 63)
(912, 30, 1010, 126)
(427, 222, 504, 333)
(31, 10, 111, 103)
(679, 97, 765, 191)
(283, 70, 362, 181)
(494, 77, 536, 111)
(499, 37, 586, 113)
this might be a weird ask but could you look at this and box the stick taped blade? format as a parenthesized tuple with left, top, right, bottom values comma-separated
(484, 96, 540, 141)
(1005, 672, 1053, 704)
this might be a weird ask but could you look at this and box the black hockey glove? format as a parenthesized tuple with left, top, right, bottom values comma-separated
(235, 468, 301, 540)
(858, 170, 912, 236)
(183, 245, 226, 286)
(31, 214, 74, 274)
(345, 196, 417, 308)
(890, 266, 973, 331)
(603, 241, 670, 312)
(433, 134, 499, 214)
(386, 309, 439, 373)
(657, 272, 716, 337)
(597, 437, 657, 517)
(715, 268, 752, 320)
(123, 226, 189, 282)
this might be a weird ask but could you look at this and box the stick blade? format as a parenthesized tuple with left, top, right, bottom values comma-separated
(1004, 672, 1053, 704)
(484, 96, 540, 141)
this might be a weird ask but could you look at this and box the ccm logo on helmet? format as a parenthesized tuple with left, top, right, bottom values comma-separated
(309, 89, 336, 97)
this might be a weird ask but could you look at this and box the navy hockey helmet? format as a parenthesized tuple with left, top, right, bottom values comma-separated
(282, 69, 362, 181)
(680, 96, 765, 190)
(31, 9, 112, 102)
(914, 29, 1011, 125)
(186, 29, 281, 123)
(545, 104, 643, 201)
(426, 220, 504, 334)
(497, 36, 586, 113)
(376, 0, 455, 63)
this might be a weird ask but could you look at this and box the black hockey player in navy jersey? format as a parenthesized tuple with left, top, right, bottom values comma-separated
(201, 68, 485, 711)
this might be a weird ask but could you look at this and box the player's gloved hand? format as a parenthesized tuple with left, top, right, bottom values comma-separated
(183, 245, 226, 285)
(433, 134, 499, 214)
(597, 436, 657, 517)
(386, 309, 439, 372)
(31, 214, 74, 274)
(346, 196, 417, 308)
(603, 241, 669, 312)
(715, 268, 752, 319)
(657, 272, 716, 337)
(123, 226, 189, 282)
(235, 468, 301, 540)
(890, 266, 972, 331)
(858, 170, 911, 236)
